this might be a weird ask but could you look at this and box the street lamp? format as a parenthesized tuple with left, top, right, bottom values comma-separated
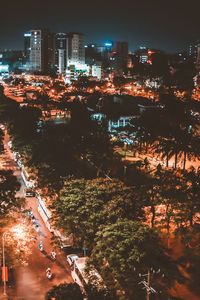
(2, 231, 8, 296)
(2, 225, 26, 296)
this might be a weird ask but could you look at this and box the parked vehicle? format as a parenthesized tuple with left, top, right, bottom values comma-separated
(17, 159, 23, 168)
(13, 152, 21, 162)
(67, 254, 79, 266)
(8, 141, 12, 148)
(23, 188, 35, 197)
(71, 257, 104, 291)
(56, 233, 73, 249)
(51, 251, 56, 261)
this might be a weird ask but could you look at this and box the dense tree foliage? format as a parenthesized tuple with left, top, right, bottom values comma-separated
(45, 283, 83, 300)
(50, 178, 144, 248)
(89, 220, 182, 299)
(0, 169, 22, 217)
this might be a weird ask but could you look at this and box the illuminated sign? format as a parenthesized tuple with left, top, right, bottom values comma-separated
(0, 65, 9, 72)
(105, 43, 112, 47)
(148, 50, 155, 55)
(24, 33, 31, 37)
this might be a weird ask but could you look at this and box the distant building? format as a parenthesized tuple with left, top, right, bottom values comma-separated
(112, 42, 128, 58)
(189, 40, 200, 60)
(67, 32, 85, 69)
(196, 44, 200, 70)
(0, 49, 23, 72)
(92, 64, 102, 80)
(109, 41, 129, 74)
(29, 29, 55, 73)
(54, 33, 68, 74)
(24, 32, 31, 66)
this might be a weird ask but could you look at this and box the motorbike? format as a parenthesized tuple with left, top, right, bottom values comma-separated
(39, 242, 43, 252)
(51, 252, 56, 261)
(46, 268, 52, 280)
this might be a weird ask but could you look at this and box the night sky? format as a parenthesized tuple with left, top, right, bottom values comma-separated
(1, 0, 200, 53)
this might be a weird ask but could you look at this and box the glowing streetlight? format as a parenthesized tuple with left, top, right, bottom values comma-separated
(2, 231, 9, 296)
(2, 224, 33, 296)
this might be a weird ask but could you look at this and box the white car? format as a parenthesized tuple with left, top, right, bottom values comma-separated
(67, 254, 79, 266)
(8, 141, 12, 148)
(17, 160, 23, 168)
(13, 152, 21, 162)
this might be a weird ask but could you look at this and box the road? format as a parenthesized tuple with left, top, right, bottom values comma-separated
(0, 130, 73, 300)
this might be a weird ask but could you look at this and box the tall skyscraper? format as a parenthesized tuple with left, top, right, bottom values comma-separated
(112, 42, 128, 58)
(24, 32, 31, 66)
(196, 44, 200, 70)
(54, 33, 68, 74)
(29, 29, 54, 73)
(109, 41, 129, 74)
(67, 32, 85, 68)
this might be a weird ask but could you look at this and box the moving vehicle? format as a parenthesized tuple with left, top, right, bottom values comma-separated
(46, 268, 52, 280)
(51, 251, 56, 261)
(39, 241, 43, 251)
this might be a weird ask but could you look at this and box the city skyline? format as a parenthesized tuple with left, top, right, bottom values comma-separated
(1, 0, 200, 53)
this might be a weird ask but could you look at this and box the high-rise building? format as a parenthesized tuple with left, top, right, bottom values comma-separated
(112, 42, 128, 58)
(196, 44, 200, 70)
(109, 41, 128, 74)
(29, 29, 54, 73)
(92, 64, 102, 80)
(67, 32, 85, 68)
(54, 33, 68, 74)
(189, 40, 200, 57)
(24, 32, 31, 66)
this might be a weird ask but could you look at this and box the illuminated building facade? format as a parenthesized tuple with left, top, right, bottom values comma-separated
(55, 33, 68, 74)
(29, 29, 54, 73)
(92, 64, 102, 80)
(67, 32, 85, 69)
(196, 44, 200, 70)
(109, 41, 128, 74)
(24, 32, 31, 66)
(189, 40, 200, 62)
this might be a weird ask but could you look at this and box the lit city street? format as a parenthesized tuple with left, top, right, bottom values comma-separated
(0, 132, 72, 299)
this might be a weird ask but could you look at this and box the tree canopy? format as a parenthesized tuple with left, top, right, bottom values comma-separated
(45, 283, 83, 300)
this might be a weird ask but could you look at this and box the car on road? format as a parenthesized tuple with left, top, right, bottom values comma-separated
(67, 254, 79, 266)
(13, 152, 21, 162)
(17, 159, 23, 168)
(23, 188, 35, 197)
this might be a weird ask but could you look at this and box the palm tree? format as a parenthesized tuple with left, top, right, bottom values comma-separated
(153, 138, 174, 168)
